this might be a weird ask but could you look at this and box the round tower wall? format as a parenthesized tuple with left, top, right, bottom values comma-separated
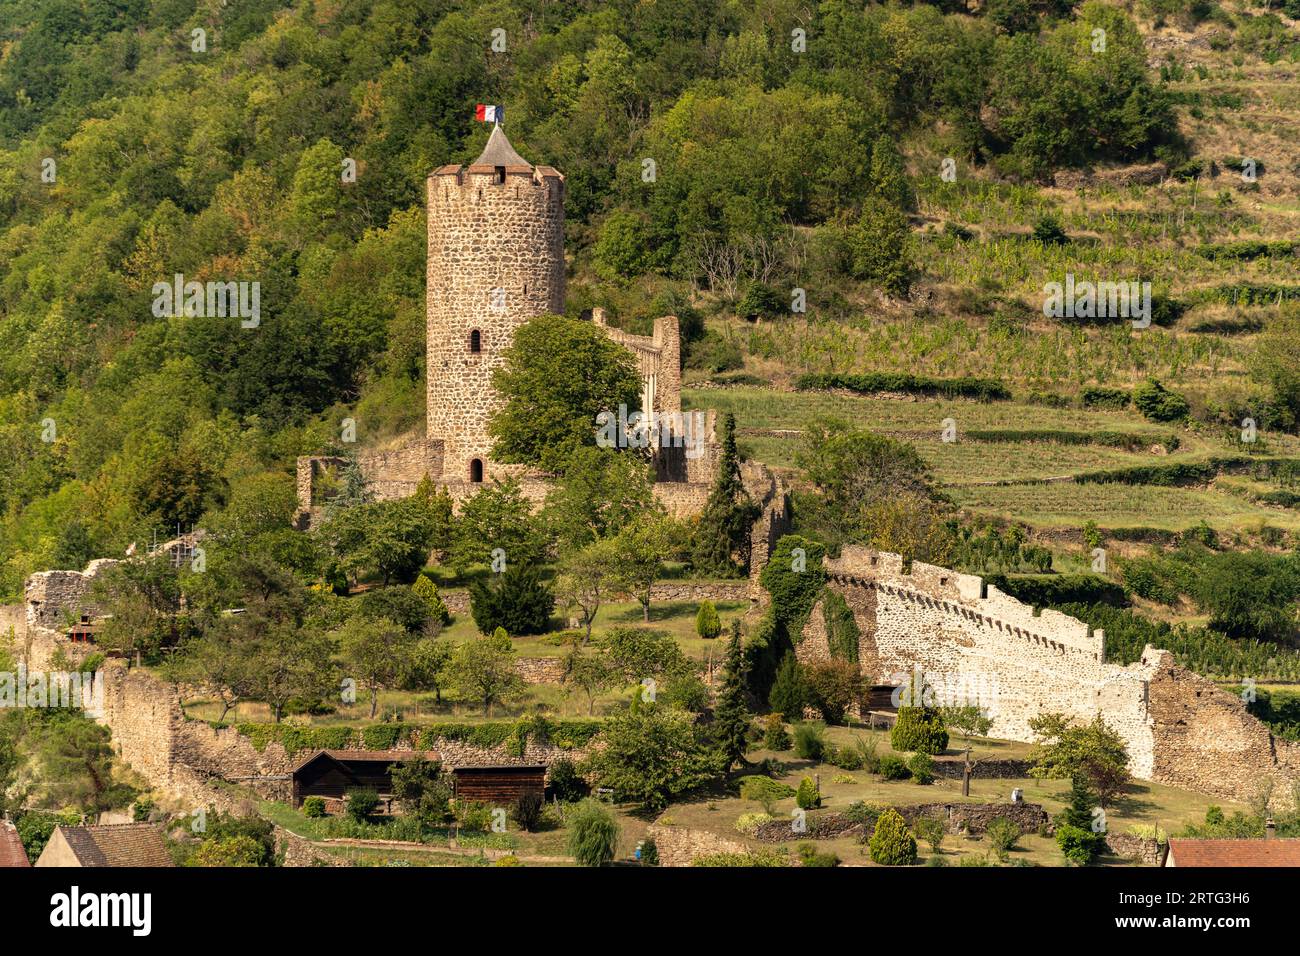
(426, 166, 565, 483)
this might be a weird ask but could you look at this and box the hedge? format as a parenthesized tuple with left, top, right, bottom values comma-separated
(964, 429, 1177, 453)
(984, 574, 1128, 610)
(226, 718, 605, 756)
(795, 372, 1010, 402)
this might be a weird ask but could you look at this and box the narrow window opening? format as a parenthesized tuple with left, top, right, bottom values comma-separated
(469, 329, 482, 353)
(470, 459, 484, 483)
(494, 165, 506, 184)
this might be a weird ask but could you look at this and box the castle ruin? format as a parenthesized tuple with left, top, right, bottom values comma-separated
(294, 124, 724, 525)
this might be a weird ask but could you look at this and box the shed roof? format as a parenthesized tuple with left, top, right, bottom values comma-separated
(290, 749, 440, 775)
(1167, 838, 1300, 867)
(451, 764, 548, 773)
(0, 822, 30, 867)
(56, 824, 173, 867)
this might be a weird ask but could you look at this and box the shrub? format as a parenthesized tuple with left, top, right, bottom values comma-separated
(547, 757, 588, 802)
(132, 797, 157, 823)
(793, 721, 827, 761)
(913, 815, 946, 853)
(494, 855, 522, 867)
(737, 282, 785, 321)
(868, 808, 917, 865)
(845, 801, 884, 829)
(987, 817, 1022, 861)
(735, 812, 774, 835)
(513, 792, 545, 832)
(877, 755, 910, 781)
(1032, 215, 1069, 245)
(795, 776, 821, 810)
(566, 799, 619, 867)
(891, 702, 949, 755)
(762, 714, 791, 751)
(302, 797, 327, 819)
(695, 600, 721, 639)
(345, 788, 380, 822)
(797, 843, 840, 867)
(412, 574, 452, 625)
(456, 801, 493, 832)
(1056, 824, 1104, 866)
(640, 837, 659, 866)
(692, 849, 787, 867)
(907, 752, 935, 785)
(1133, 379, 1190, 422)
(828, 745, 863, 771)
(739, 775, 796, 814)
(468, 562, 555, 636)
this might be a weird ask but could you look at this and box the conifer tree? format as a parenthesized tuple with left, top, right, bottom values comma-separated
(693, 414, 759, 575)
(713, 621, 751, 770)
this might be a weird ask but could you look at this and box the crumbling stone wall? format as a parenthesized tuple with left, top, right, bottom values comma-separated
(1145, 650, 1300, 810)
(645, 823, 753, 866)
(24, 559, 119, 631)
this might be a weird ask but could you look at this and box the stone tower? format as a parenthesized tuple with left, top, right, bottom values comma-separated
(426, 125, 566, 484)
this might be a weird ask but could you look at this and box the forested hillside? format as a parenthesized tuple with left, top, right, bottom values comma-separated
(0, 0, 1297, 601)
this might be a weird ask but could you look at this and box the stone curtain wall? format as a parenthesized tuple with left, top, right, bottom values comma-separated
(805, 546, 1157, 779)
(83, 664, 591, 811)
(592, 310, 683, 416)
(426, 161, 566, 484)
(804, 546, 1300, 808)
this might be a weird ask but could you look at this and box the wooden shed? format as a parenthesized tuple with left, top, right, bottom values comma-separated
(451, 765, 547, 804)
(290, 750, 439, 807)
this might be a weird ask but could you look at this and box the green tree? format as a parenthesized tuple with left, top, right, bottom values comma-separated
(609, 510, 675, 622)
(445, 630, 526, 717)
(768, 652, 807, 720)
(336, 615, 418, 718)
(1055, 775, 1105, 865)
(489, 314, 642, 473)
(411, 575, 452, 627)
(389, 757, 454, 838)
(1028, 713, 1129, 806)
(582, 704, 718, 812)
(566, 798, 619, 867)
(693, 413, 760, 575)
(450, 478, 548, 573)
(554, 537, 621, 644)
(847, 197, 912, 296)
(891, 679, 950, 755)
(468, 563, 555, 636)
(543, 445, 654, 551)
(695, 600, 721, 640)
(713, 622, 751, 770)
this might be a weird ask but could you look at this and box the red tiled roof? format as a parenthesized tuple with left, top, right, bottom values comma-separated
(0, 822, 30, 867)
(1167, 838, 1300, 867)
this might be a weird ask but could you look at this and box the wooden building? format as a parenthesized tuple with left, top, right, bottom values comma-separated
(290, 750, 439, 807)
(451, 765, 547, 804)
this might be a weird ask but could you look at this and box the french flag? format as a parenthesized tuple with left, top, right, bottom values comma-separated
(475, 104, 502, 123)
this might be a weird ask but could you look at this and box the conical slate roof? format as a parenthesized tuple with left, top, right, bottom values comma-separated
(472, 124, 530, 168)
